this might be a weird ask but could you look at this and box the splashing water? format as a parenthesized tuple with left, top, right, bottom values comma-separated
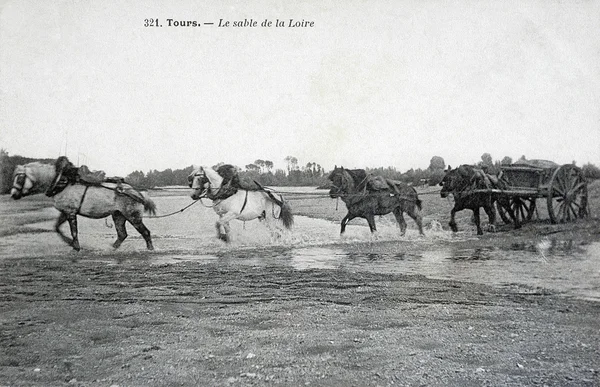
(2, 194, 598, 301)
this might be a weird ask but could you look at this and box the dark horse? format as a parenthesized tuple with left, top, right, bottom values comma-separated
(439, 165, 519, 235)
(328, 166, 424, 236)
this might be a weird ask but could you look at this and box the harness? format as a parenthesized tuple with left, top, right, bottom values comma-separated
(12, 172, 27, 191)
(240, 189, 249, 215)
(12, 165, 35, 192)
(76, 186, 90, 214)
(332, 170, 409, 202)
(191, 172, 254, 216)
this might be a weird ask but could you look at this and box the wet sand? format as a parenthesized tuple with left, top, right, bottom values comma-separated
(1, 187, 599, 386)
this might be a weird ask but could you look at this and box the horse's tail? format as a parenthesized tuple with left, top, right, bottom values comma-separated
(254, 181, 294, 229)
(280, 201, 294, 229)
(141, 193, 157, 216)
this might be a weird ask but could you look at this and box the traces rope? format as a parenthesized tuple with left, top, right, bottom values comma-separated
(144, 199, 202, 219)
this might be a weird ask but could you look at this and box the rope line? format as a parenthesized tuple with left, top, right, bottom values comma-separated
(144, 199, 202, 219)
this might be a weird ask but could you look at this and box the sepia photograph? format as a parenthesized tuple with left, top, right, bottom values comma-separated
(1, 0, 599, 385)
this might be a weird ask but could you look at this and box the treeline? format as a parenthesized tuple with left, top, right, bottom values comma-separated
(125, 159, 331, 189)
(2, 150, 600, 194)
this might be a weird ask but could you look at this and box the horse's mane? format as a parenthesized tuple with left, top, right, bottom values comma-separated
(448, 164, 504, 191)
(200, 166, 223, 185)
(344, 168, 368, 185)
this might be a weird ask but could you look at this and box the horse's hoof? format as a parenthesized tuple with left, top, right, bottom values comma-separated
(487, 225, 497, 233)
(147, 245, 154, 251)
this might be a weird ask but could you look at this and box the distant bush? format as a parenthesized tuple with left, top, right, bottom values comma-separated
(582, 163, 600, 180)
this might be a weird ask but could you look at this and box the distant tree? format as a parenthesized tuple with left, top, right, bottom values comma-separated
(501, 156, 513, 165)
(0, 149, 9, 194)
(245, 163, 260, 173)
(428, 156, 445, 171)
(582, 163, 600, 180)
(126, 170, 146, 188)
(173, 165, 195, 185)
(284, 156, 298, 173)
(480, 153, 493, 167)
(254, 159, 266, 173)
(264, 160, 274, 172)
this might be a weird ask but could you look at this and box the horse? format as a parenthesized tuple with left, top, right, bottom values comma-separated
(439, 164, 519, 235)
(328, 166, 424, 236)
(189, 166, 294, 242)
(10, 162, 157, 251)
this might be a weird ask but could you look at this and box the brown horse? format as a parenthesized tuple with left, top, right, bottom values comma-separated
(11, 161, 156, 251)
(439, 165, 519, 235)
(328, 166, 424, 236)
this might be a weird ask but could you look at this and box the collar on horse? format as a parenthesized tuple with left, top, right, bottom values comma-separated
(207, 181, 249, 215)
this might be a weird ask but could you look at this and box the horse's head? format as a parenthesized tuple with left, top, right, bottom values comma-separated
(189, 167, 210, 200)
(11, 162, 57, 199)
(439, 165, 473, 198)
(328, 165, 350, 198)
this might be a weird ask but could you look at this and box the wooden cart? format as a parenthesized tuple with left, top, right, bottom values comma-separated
(493, 161, 589, 225)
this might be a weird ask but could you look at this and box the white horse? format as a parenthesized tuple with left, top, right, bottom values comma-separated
(189, 166, 294, 242)
(10, 162, 156, 251)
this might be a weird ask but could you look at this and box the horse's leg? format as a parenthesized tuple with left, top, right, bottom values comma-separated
(393, 207, 407, 236)
(126, 212, 154, 250)
(67, 215, 81, 251)
(365, 214, 377, 233)
(112, 212, 128, 249)
(54, 211, 73, 246)
(401, 203, 425, 236)
(472, 208, 483, 235)
(215, 221, 225, 241)
(222, 222, 232, 243)
(216, 212, 238, 242)
(340, 213, 356, 234)
(449, 207, 459, 232)
(484, 204, 497, 233)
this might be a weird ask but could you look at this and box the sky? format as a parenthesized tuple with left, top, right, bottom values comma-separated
(1, 0, 599, 176)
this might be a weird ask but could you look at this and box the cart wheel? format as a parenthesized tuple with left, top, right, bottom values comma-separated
(547, 164, 589, 224)
(513, 197, 537, 223)
(496, 201, 512, 224)
(497, 198, 536, 224)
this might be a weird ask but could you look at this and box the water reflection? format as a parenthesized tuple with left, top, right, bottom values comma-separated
(290, 248, 346, 270)
(284, 242, 600, 301)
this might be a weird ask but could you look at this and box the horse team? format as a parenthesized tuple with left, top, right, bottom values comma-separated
(10, 158, 510, 251)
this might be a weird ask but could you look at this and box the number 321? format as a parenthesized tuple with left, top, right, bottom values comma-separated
(144, 19, 160, 27)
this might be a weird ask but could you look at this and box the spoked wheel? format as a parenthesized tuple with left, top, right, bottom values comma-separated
(547, 164, 589, 224)
(496, 197, 537, 224)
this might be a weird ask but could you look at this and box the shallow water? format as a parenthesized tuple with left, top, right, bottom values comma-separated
(1, 194, 599, 302)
